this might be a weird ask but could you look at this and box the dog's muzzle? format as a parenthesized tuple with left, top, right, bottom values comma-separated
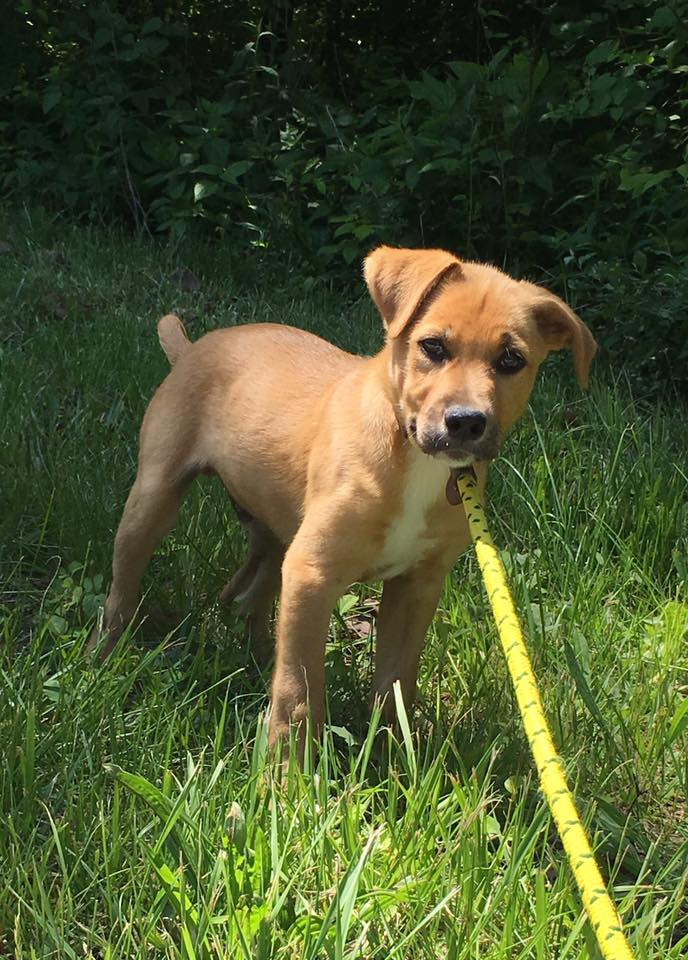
(411, 409, 500, 465)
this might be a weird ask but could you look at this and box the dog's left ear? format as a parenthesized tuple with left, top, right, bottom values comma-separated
(532, 295, 598, 388)
(364, 245, 463, 339)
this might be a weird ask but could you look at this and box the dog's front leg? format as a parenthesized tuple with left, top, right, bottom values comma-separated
(373, 562, 448, 723)
(269, 535, 348, 752)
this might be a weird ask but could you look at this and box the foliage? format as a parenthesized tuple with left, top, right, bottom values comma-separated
(4, 2, 688, 391)
(557, 255, 688, 393)
(3, 2, 688, 263)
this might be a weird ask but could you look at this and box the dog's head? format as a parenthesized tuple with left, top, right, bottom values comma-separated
(365, 246, 597, 467)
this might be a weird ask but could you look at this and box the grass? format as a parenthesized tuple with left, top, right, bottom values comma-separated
(1, 204, 687, 958)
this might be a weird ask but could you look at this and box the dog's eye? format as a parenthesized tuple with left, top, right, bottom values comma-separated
(496, 348, 526, 374)
(419, 338, 449, 363)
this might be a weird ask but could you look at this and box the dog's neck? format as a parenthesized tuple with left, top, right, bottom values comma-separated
(367, 342, 408, 439)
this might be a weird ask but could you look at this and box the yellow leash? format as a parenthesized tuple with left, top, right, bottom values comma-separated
(457, 470, 635, 960)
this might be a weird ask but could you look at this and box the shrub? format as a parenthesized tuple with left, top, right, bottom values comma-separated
(2, 1, 687, 389)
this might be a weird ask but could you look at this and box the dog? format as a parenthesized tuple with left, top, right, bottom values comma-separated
(89, 246, 596, 750)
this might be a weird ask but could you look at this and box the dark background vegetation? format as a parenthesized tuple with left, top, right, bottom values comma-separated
(3, 0, 688, 389)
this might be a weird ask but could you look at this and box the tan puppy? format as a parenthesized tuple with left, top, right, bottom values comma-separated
(90, 246, 596, 747)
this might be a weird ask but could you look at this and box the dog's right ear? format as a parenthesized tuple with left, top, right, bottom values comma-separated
(364, 246, 463, 339)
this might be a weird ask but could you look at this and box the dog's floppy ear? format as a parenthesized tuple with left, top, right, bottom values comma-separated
(532, 295, 598, 388)
(364, 246, 463, 339)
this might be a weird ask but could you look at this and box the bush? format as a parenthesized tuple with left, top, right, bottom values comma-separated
(2, 1, 687, 390)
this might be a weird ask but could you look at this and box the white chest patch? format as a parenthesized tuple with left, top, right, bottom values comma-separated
(374, 451, 448, 580)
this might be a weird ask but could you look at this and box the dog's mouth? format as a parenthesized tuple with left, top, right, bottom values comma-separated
(408, 417, 499, 463)
(407, 416, 498, 504)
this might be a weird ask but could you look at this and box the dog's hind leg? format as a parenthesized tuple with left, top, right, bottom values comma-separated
(220, 518, 283, 661)
(88, 469, 188, 658)
(218, 504, 263, 605)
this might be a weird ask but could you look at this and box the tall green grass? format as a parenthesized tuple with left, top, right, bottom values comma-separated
(1, 206, 686, 957)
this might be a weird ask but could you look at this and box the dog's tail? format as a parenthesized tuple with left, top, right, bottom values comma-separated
(157, 314, 191, 365)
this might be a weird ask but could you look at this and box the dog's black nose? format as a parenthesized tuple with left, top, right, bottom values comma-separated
(444, 407, 487, 441)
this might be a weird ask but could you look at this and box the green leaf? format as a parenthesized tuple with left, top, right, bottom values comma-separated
(194, 181, 218, 202)
(563, 637, 613, 743)
(142, 17, 163, 34)
(46, 614, 68, 635)
(393, 681, 417, 782)
(104, 765, 173, 822)
(337, 594, 359, 616)
(405, 165, 420, 190)
(145, 845, 211, 960)
(619, 168, 672, 197)
(667, 698, 688, 746)
(42, 88, 62, 114)
(333, 221, 355, 239)
(649, 6, 678, 28)
(220, 161, 253, 184)
(93, 27, 111, 50)
(310, 827, 381, 957)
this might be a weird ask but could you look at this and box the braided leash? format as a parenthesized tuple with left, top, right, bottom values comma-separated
(457, 470, 635, 960)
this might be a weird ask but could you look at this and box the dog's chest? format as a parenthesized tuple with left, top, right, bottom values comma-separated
(374, 453, 447, 580)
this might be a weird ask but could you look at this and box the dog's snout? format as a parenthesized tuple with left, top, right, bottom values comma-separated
(443, 407, 487, 441)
